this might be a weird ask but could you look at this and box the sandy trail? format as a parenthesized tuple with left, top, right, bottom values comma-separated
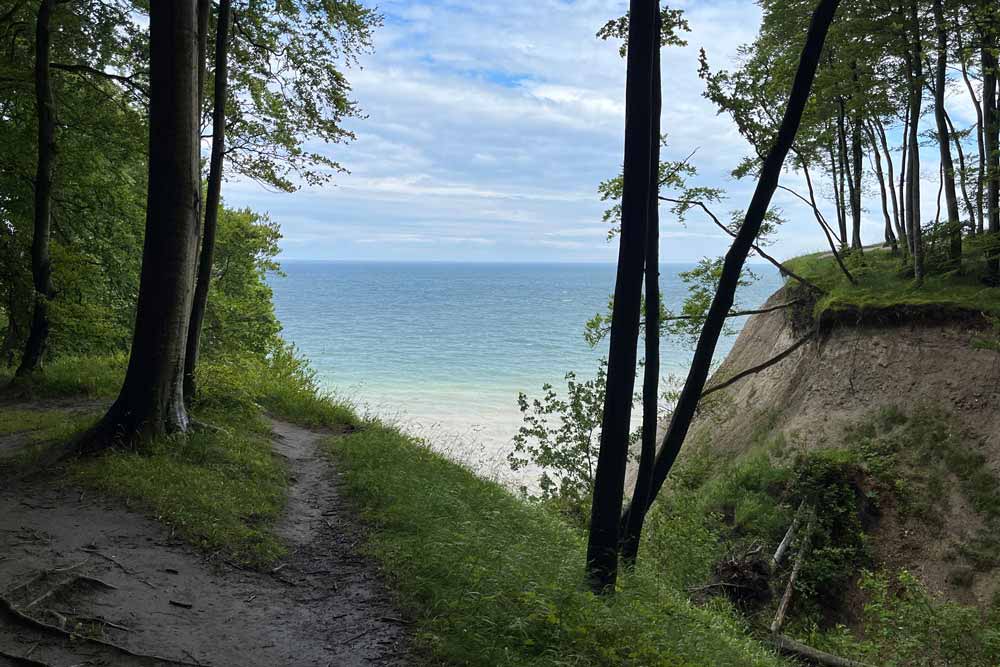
(0, 414, 409, 666)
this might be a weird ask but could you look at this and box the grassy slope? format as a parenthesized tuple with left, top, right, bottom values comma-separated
(785, 249, 1000, 319)
(330, 424, 785, 667)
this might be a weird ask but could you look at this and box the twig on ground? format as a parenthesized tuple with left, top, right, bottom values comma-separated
(0, 647, 51, 666)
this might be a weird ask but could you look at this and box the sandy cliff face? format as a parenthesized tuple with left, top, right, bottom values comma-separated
(681, 288, 1000, 606)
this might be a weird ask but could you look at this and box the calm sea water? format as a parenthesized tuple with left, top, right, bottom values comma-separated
(270, 262, 782, 480)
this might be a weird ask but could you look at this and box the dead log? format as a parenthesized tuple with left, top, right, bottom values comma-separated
(772, 633, 872, 667)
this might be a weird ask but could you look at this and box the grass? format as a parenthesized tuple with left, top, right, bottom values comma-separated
(70, 408, 289, 566)
(0, 354, 126, 399)
(328, 423, 787, 667)
(785, 248, 1000, 320)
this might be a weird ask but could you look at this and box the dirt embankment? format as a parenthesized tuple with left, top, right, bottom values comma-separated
(684, 287, 1000, 607)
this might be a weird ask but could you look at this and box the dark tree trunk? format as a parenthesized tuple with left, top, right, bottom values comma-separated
(621, 6, 661, 568)
(898, 107, 911, 255)
(15, 0, 56, 378)
(585, 0, 655, 594)
(933, 0, 962, 265)
(984, 14, 1000, 279)
(835, 106, 851, 248)
(906, 2, 924, 283)
(850, 108, 863, 251)
(82, 0, 201, 448)
(184, 0, 232, 400)
(619, 0, 841, 548)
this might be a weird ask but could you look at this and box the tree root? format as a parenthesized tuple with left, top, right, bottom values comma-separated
(0, 647, 51, 666)
(0, 590, 201, 666)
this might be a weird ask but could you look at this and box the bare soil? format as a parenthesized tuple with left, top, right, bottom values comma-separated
(682, 287, 1000, 607)
(0, 413, 410, 666)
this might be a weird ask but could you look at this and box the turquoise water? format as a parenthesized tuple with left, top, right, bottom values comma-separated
(270, 261, 782, 478)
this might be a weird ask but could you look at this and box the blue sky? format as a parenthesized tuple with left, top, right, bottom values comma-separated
(223, 0, 976, 263)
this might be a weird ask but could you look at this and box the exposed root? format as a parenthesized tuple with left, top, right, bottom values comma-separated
(0, 592, 202, 666)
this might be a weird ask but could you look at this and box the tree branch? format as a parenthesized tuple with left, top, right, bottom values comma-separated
(660, 196, 826, 294)
(700, 331, 814, 399)
(50, 62, 148, 97)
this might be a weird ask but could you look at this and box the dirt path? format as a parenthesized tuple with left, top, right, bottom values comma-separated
(0, 417, 410, 666)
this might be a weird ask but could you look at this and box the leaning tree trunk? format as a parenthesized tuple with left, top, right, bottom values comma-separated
(933, 0, 962, 265)
(873, 118, 907, 250)
(619, 0, 842, 550)
(865, 123, 897, 253)
(621, 6, 661, 568)
(184, 0, 232, 400)
(585, 0, 655, 594)
(906, 2, 924, 284)
(942, 110, 978, 232)
(81, 0, 201, 449)
(15, 0, 56, 378)
(958, 27, 986, 234)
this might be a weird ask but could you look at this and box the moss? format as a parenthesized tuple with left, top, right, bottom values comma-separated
(784, 249, 1000, 322)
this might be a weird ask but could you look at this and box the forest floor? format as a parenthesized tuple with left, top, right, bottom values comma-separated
(0, 402, 410, 667)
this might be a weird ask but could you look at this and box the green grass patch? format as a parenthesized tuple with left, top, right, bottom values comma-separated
(0, 354, 126, 399)
(785, 249, 1000, 320)
(71, 409, 288, 566)
(328, 423, 787, 667)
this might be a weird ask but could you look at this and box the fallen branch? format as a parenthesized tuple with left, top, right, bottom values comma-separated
(771, 514, 814, 634)
(772, 633, 872, 667)
(771, 500, 807, 570)
(701, 332, 815, 400)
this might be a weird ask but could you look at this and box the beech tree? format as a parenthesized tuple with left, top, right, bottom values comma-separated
(15, 0, 56, 378)
(585, 0, 656, 594)
(82, 0, 201, 447)
(619, 0, 843, 555)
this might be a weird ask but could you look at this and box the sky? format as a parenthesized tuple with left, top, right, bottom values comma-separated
(223, 0, 978, 264)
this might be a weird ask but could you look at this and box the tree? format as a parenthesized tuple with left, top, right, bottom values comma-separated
(185, 0, 231, 400)
(932, 0, 962, 265)
(585, 0, 656, 594)
(619, 0, 843, 556)
(15, 0, 56, 378)
(82, 0, 201, 447)
(905, 0, 924, 282)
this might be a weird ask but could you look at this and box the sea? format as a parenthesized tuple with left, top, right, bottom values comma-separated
(270, 261, 783, 484)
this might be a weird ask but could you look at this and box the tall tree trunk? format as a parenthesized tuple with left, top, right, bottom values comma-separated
(836, 104, 852, 248)
(865, 123, 898, 252)
(184, 0, 232, 400)
(619, 0, 841, 550)
(850, 109, 864, 250)
(943, 109, 978, 232)
(828, 138, 845, 245)
(873, 117, 907, 250)
(621, 6, 661, 568)
(984, 12, 1000, 280)
(898, 107, 911, 255)
(933, 0, 962, 265)
(958, 28, 986, 234)
(15, 0, 56, 378)
(907, 1, 924, 284)
(81, 0, 201, 449)
(585, 0, 655, 594)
